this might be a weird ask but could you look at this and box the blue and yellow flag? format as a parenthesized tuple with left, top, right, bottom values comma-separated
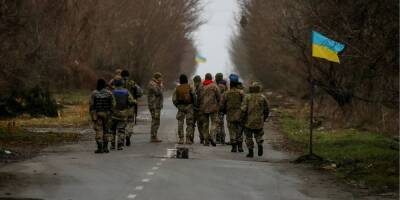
(312, 31, 345, 63)
(195, 54, 207, 63)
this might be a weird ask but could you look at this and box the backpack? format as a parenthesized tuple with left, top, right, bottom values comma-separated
(226, 89, 243, 110)
(176, 84, 193, 104)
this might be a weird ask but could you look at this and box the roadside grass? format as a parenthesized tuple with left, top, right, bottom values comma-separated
(0, 128, 81, 162)
(0, 91, 91, 128)
(279, 112, 399, 193)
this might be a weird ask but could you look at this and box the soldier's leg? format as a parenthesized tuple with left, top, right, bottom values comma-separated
(110, 119, 118, 150)
(150, 109, 162, 142)
(255, 129, 265, 156)
(102, 116, 111, 153)
(94, 118, 104, 153)
(244, 128, 254, 157)
(196, 113, 205, 143)
(227, 122, 238, 152)
(116, 120, 127, 150)
(209, 112, 218, 146)
(186, 107, 194, 144)
(126, 114, 134, 146)
(200, 113, 210, 145)
(237, 123, 244, 152)
(220, 114, 226, 144)
(176, 109, 185, 144)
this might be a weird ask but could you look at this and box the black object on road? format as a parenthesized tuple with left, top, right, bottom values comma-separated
(176, 147, 189, 159)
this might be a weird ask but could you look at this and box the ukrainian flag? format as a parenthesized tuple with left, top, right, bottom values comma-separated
(195, 54, 207, 63)
(312, 31, 345, 63)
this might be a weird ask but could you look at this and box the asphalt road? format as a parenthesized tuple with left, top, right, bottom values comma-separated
(0, 95, 358, 200)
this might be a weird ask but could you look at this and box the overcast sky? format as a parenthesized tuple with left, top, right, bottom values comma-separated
(193, 0, 239, 78)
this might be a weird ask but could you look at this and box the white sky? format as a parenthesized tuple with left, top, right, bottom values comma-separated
(193, 0, 239, 78)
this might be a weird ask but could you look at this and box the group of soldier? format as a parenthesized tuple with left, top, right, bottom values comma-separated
(173, 73, 269, 158)
(89, 69, 269, 158)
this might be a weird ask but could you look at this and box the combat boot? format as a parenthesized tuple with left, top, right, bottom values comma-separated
(117, 143, 123, 150)
(200, 138, 204, 144)
(237, 142, 244, 152)
(231, 143, 237, 153)
(185, 138, 193, 145)
(258, 144, 263, 156)
(246, 149, 254, 158)
(209, 139, 216, 147)
(178, 138, 184, 144)
(103, 142, 109, 153)
(110, 142, 116, 150)
(126, 136, 131, 146)
(150, 136, 162, 143)
(95, 142, 103, 154)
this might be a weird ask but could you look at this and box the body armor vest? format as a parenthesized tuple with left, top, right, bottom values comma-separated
(93, 90, 112, 112)
(113, 89, 129, 110)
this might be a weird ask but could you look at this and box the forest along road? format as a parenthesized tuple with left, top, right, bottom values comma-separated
(0, 93, 357, 200)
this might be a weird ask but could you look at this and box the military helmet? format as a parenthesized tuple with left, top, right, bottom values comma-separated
(193, 75, 201, 83)
(229, 74, 239, 83)
(250, 81, 262, 93)
(215, 73, 223, 83)
(153, 72, 162, 79)
(115, 69, 122, 75)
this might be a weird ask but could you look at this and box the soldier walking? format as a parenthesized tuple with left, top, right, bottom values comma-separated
(241, 82, 269, 158)
(172, 74, 195, 144)
(199, 73, 221, 146)
(89, 79, 114, 154)
(110, 78, 136, 150)
(147, 72, 164, 143)
(220, 74, 245, 152)
(121, 70, 142, 146)
(215, 73, 227, 144)
(192, 75, 204, 144)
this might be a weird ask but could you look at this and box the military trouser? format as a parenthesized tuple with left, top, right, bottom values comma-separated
(93, 113, 111, 143)
(176, 104, 194, 140)
(150, 108, 161, 138)
(111, 119, 127, 145)
(216, 112, 226, 143)
(200, 112, 218, 142)
(126, 107, 135, 138)
(244, 128, 264, 149)
(194, 110, 204, 141)
(227, 121, 243, 144)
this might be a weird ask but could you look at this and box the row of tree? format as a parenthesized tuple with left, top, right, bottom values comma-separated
(0, 0, 203, 92)
(231, 0, 399, 134)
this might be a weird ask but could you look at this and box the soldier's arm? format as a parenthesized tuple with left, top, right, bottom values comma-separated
(215, 85, 221, 103)
(220, 93, 227, 113)
(240, 96, 249, 124)
(263, 96, 270, 121)
(89, 92, 95, 112)
(128, 91, 136, 107)
(172, 89, 178, 107)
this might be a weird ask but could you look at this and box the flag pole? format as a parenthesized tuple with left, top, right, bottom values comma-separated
(309, 60, 314, 156)
(295, 37, 322, 163)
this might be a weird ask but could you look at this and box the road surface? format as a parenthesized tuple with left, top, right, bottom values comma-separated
(0, 94, 359, 200)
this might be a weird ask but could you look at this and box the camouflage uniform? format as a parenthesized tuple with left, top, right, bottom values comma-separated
(221, 87, 244, 151)
(172, 83, 195, 144)
(147, 73, 164, 142)
(241, 82, 269, 157)
(89, 88, 115, 153)
(122, 77, 137, 144)
(216, 81, 227, 144)
(111, 86, 136, 150)
(108, 69, 122, 89)
(199, 79, 221, 146)
(193, 76, 204, 143)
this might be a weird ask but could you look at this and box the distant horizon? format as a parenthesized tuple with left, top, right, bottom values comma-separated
(193, 0, 239, 79)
